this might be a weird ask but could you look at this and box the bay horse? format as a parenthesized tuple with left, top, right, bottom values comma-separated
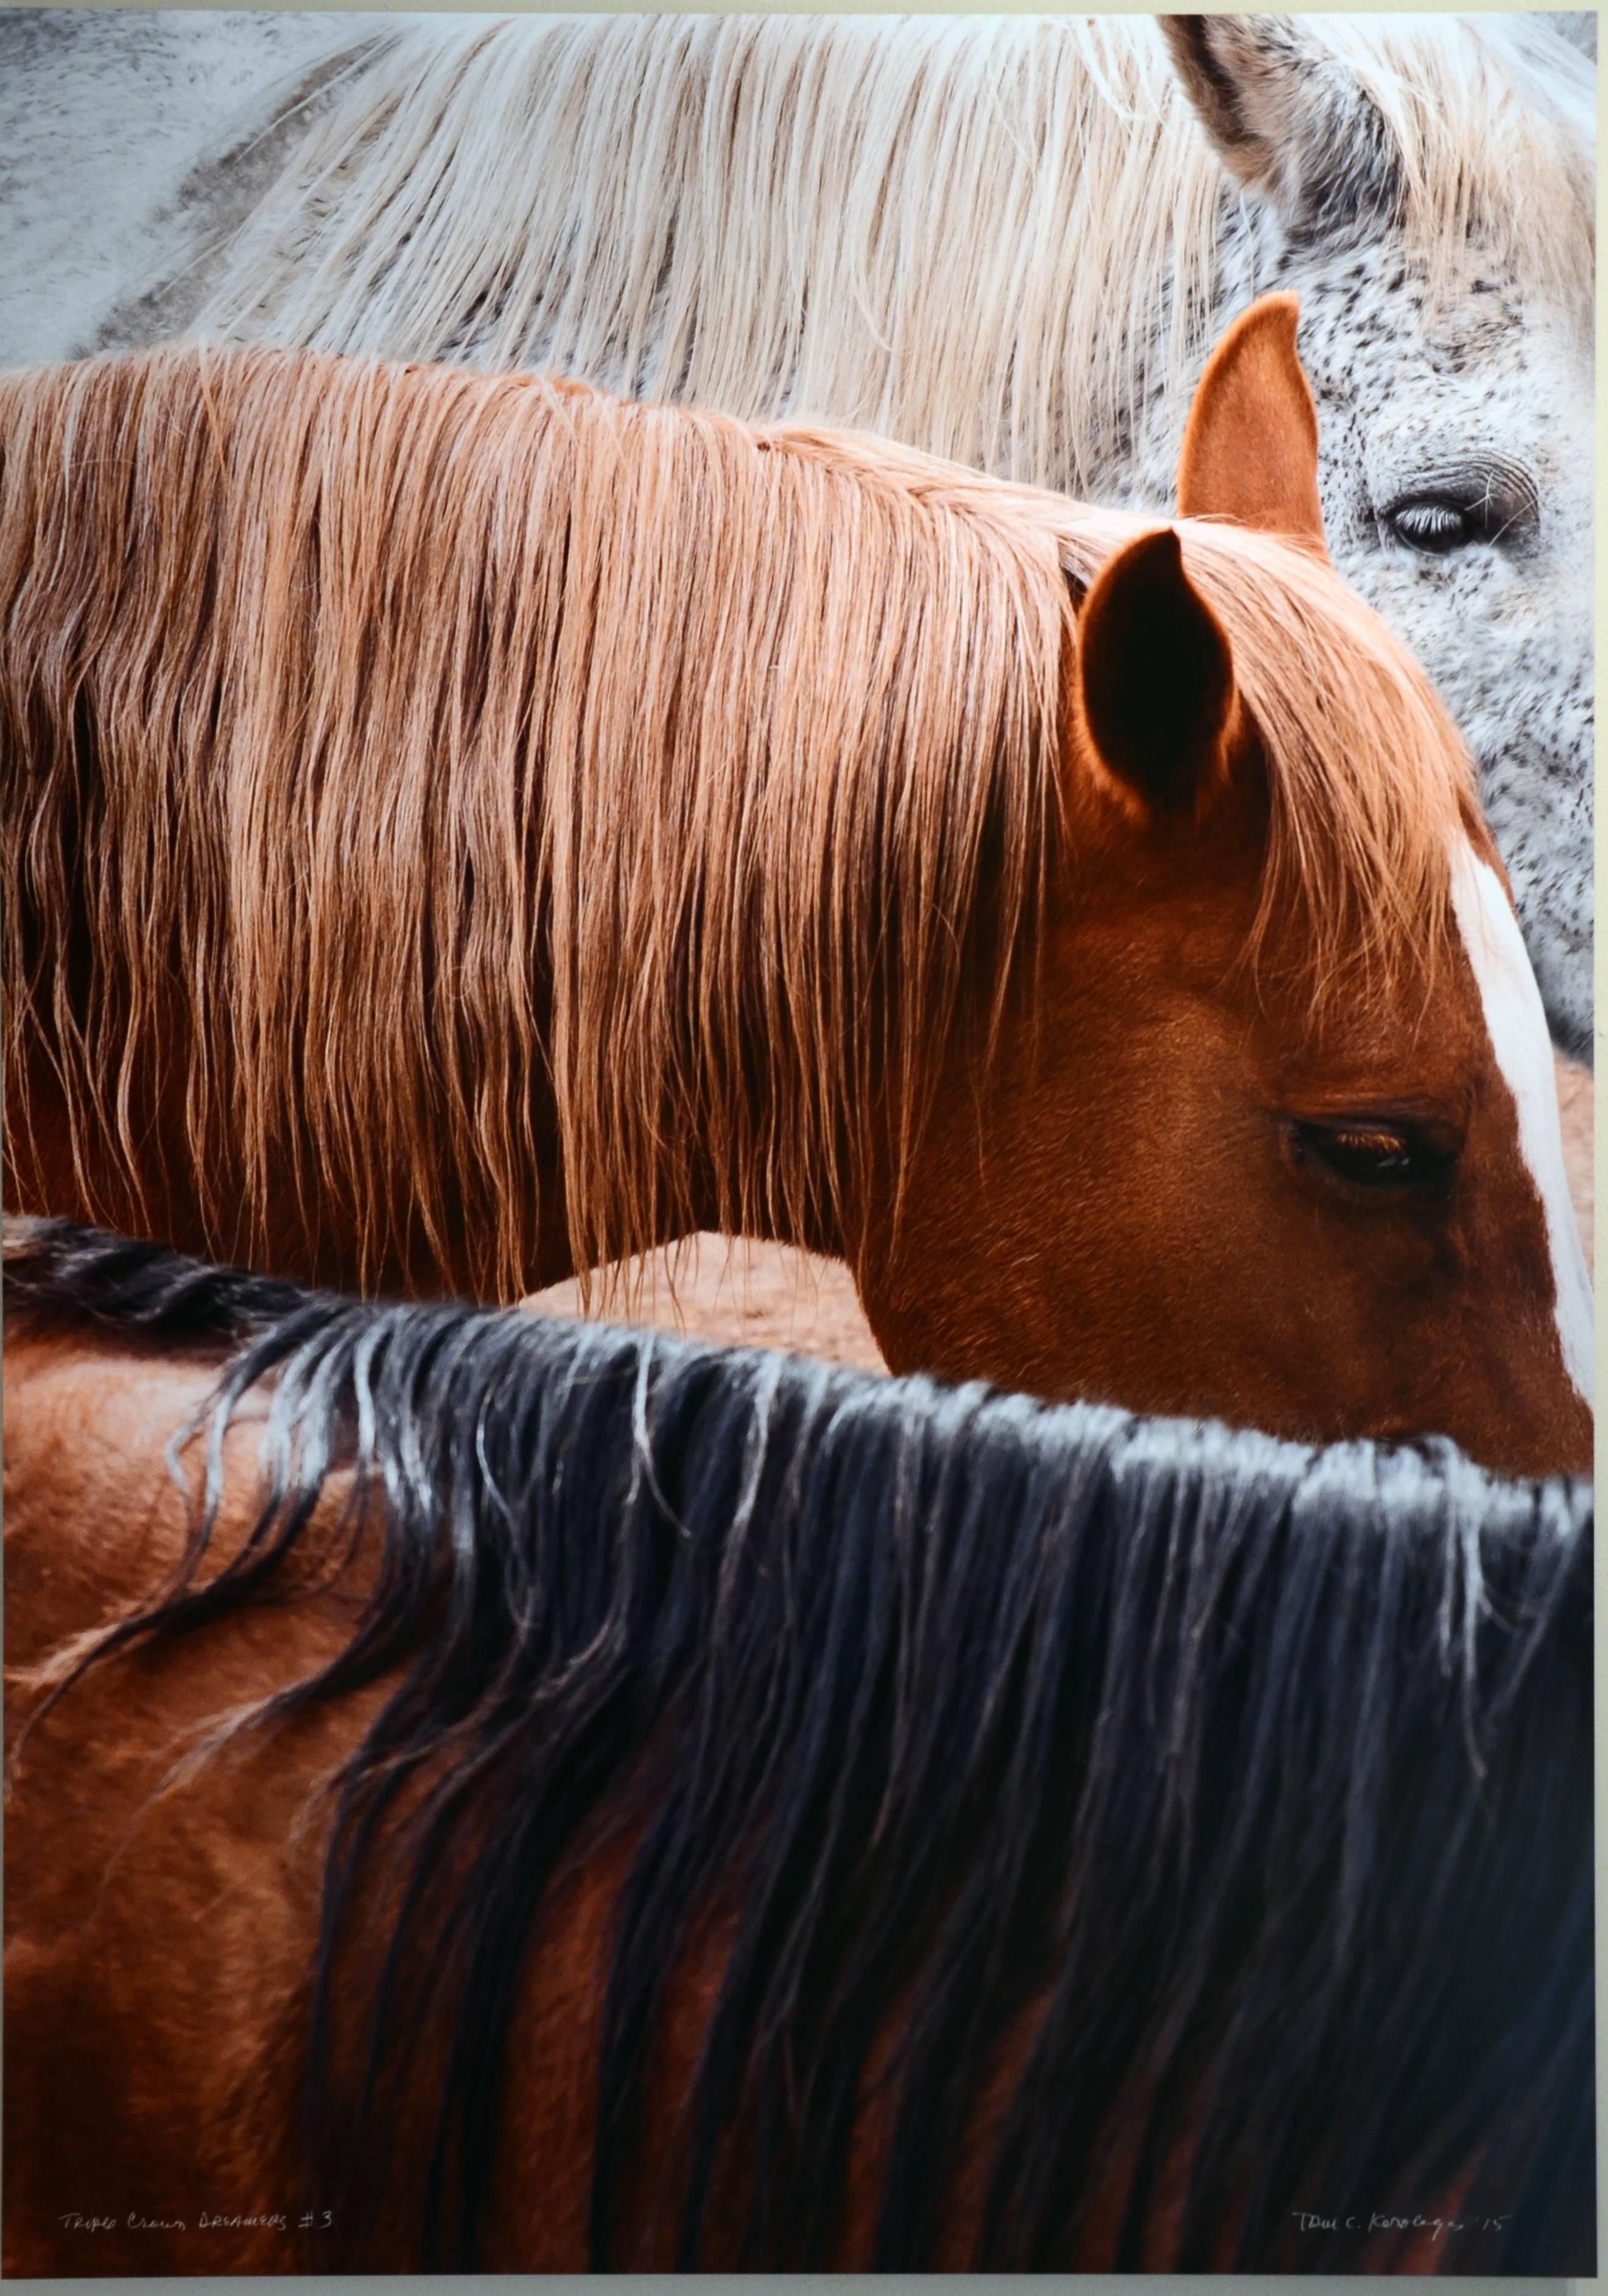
(4, 1217, 1593, 2276)
(1, 299, 1591, 1474)
(9, 11, 1590, 1054)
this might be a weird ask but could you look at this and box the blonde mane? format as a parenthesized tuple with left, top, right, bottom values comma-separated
(1, 348, 1473, 1300)
(189, 15, 1594, 497)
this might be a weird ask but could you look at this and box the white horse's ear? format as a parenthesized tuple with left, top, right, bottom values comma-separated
(1178, 295, 1329, 557)
(1160, 16, 1397, 234)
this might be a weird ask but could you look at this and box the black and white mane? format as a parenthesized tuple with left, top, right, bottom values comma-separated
(7, 1219, 1594, 2273)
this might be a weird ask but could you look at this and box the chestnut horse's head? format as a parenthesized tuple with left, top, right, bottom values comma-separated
(862, 298, 1592, 1479)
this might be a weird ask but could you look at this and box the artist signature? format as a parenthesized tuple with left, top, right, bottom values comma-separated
(1291, 2210, 1512, 2239)
(59, 2209, 332, 2233)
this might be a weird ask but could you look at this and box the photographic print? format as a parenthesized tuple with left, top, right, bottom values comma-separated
(0, 7, 1595, 2275)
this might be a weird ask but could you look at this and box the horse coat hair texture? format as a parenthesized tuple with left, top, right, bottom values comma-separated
(5, 1219, 1593, 2272)
(1, 344, 1476, 1304)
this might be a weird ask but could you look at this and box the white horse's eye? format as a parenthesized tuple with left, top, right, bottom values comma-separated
(1386, 499, 1475, 555)
(1382, 469, 1536, 559)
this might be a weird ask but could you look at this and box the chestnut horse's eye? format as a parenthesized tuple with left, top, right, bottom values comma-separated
(1287, 1118, 1456, 1194)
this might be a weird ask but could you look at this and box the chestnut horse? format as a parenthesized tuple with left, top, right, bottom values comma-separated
(5, 1219, 1593, 2275)
(0, 299, 1592, 1472)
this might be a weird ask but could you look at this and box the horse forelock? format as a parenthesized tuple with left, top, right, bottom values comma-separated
(8, 1221, 1592, 2270)
(1330, 15, 1595, 322)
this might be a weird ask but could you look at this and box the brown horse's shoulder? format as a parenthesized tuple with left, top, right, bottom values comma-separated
(3, 1332, 380, 2279)
(4, 1333, 228, 1663)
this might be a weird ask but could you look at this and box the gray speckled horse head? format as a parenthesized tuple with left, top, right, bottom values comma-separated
(1156, 18, 1593, 1060)
(0, 10, 1595, 1053)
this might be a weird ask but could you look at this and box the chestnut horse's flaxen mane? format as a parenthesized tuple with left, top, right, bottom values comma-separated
(1, 347, 1473, 1298)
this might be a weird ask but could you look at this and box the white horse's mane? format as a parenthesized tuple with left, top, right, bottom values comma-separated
(192, 13, 1594, 497)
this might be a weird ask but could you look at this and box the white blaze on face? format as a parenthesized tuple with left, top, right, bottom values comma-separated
(1449, 840, 1593, 1407)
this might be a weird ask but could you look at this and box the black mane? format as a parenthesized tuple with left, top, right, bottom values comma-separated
(7, 1217, 1594, 2272)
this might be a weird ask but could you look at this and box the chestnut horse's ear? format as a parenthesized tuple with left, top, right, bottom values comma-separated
(1177, 294, 1329, 558)
(1076, 526, 1237, 821)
